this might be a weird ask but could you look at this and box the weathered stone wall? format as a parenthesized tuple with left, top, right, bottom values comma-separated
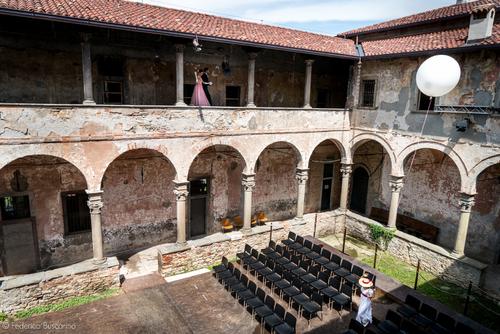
(345, 212, 486, 288)
(254, 143, 299, 221)
(352, 51, 500, 145)
(161, 211, 344, 276)
(0, 259, 119, 315)
(101, 150, 177, 254)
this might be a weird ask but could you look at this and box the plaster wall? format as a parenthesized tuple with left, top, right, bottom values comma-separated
(353, 51, 500, 145)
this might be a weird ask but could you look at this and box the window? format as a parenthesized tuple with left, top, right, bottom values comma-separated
(0, 195, 30, 221)
(184, 84, 195, 105)
(225, 86, 241, 106)
(360, 79, 376, 108)
(98, 57, 124, 77)
(104, 80, 123, 104)
(317, 89, 329, 108)
(418, 91, 435, 111)
(62, 191, 91, 234)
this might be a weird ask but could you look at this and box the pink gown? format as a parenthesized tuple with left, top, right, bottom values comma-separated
(191, 74, 211, 106)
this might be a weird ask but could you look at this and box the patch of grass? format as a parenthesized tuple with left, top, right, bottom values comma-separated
(362, 252, 500, 332)
(0, 312, 7, 322)
(13, 288, 119, 320)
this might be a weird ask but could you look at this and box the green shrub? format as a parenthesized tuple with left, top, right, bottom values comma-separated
(369, 223, 395, 250)
(0, 312, 7, 322)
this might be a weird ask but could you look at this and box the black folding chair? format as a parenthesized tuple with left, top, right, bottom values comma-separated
(397, 294, 421, 319)
(413, 303, 437, 328)
(431, 313, 455, 334)
(237, 245, 252, 262)
(274, 270, 293, 298)
(291, 261, 309, 278)
(213, 256, 229, 275)
(255, 295, 276, 331)
(283, 278, 303, 309)
(236, 280, 258, 306)
(342, 318, 365, 334)
(246, 287, 266, 317)
(263, 303, 285, 333)
(281, 231, 297, 247)
(345, 265, 365, 286)
(273, 312, 296, 334)
(377, 309, 402, 334)
(302, 292, 322, 327)
(288, 235, 304, 251)
(331, 283, 352, 315)
(310, 270, 329, 292)
(262, 240, 277, 255)
(334, 259, 353, 279)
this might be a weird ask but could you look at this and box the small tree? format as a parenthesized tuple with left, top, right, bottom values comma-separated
(369, 223, 395, 250)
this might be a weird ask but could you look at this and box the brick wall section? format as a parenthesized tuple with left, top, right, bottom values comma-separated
(0, 265, 119, 315)
(161, 211, 344, 276)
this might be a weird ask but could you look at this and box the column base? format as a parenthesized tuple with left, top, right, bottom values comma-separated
(246, 103, 256, 108)
(303, 104, 312, 109)
(175, 101, 188, 107)
(241, 227, 252, 234)
(92, 257, 107, 265)
(83, 99, 96, 105)
(176, 241, 188, 247)
(451, 250, 465, 258)
(291, 217, 306, 226)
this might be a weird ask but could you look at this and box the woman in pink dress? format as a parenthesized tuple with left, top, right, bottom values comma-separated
(190, 69, 211, 106)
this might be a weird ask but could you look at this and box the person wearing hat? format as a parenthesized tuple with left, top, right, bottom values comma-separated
(355, 273, 375, 327)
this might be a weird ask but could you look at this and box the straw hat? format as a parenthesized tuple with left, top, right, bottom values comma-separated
(358, 274, 374, 288)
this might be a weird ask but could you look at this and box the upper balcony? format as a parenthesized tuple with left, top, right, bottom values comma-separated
(0, 14, 353, 143)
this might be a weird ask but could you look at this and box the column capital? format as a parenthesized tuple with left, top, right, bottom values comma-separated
(248, 52, 258, 60)
(340, 164, 353, 177)
(389, 175, 404, 193)
(174, 44, 185, 53)
(305, 59, 315, 66)
(295, 168, 309, 184)
(86, 190, 103, 214)
(459, 193, 475, 213)
(242, 173, 256, 191)
(173, 181, 189, 201)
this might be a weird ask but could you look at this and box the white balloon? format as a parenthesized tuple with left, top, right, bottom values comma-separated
(416, 55, 461, 97)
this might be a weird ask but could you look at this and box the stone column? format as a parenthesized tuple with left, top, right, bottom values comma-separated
(81, 35, 95, 105)
(339, 164, 352, 210)
(296, 168, 309, 218)
(86, 190, 105, 263)
(242, 173, 256, 231)
(175, 44, 187, 106)
(452, 193, 475, 257)
(246, 52, 258, 107)
(174, 181, 189, 244)
(303, 59, 314, 108)
(387, 176, 404, 228)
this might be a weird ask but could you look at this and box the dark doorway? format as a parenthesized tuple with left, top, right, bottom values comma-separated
(320, 163, 334, 211)
(350, 167, 369, 214)
(189, 178, 209, 238)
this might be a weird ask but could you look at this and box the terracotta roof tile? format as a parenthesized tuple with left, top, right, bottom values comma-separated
(362, 23, 500, 57)
(0, 0, 356, 57)
(341, 0, 500, 36)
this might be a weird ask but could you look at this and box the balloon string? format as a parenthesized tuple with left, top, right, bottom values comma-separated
(406, 96, 433, 174)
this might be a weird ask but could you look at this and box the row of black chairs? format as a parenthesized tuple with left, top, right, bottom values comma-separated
(280, 232, 375, 290)
(238, 244, 325, 325)
(396, 294, 476, 334)
(213, 257, 297, 334)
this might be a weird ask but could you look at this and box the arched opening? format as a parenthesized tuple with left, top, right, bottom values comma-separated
(350, 167, 369, 214)
(101, 149, 176, 254)
(350, 140, 391, 217)
(306, 140, 343, 213)
(187, 145, 246, 237)
(401, 149, 461, 247)
(254, 142, 301, 221)
(469, 163, 500, 263)
(0, 155, 88, 276)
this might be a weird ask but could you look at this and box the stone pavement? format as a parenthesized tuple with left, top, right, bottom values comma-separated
(0, 271, 397, 334)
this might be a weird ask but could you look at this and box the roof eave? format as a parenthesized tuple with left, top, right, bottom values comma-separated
(0, 8, 358, 60)
(339, 12, 471, 39)
(362, 43, 500, 60)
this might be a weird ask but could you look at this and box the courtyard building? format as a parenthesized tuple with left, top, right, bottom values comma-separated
(0, 0, 498, 332)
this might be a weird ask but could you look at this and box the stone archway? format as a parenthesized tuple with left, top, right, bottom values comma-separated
(101, 149, 177, 254)
(0, 155, 89, 275)
(187, 145, 247, 236)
